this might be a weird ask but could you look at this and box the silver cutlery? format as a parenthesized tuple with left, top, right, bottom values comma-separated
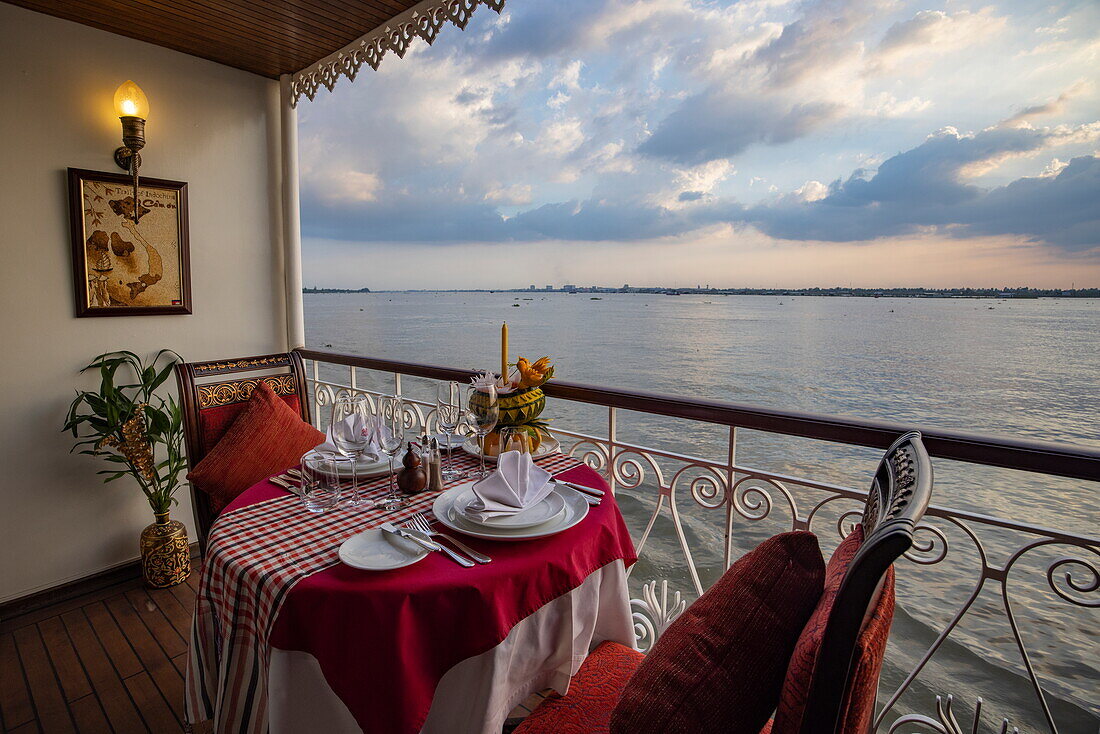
(407, 513, 492, 564)
(551, 477, 605, 498)
(383, 522, 475, 567)
(270, 474, 302, 497)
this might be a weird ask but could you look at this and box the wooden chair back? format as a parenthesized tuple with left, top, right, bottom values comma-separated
(175, 352, 311, 549)
(801, 430, 933, 733)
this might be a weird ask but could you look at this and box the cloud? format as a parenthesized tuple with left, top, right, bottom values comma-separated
(742, 126, 1100, 250)
(1003, 81, 1090, 125)
(638, 90, 841, 164)
(871, 9, 1005, 72)
(751, 0, 878, 88)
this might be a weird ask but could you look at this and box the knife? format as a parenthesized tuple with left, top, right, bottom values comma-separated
(380, 523, 475, 568)
(552, 478, 605, 497)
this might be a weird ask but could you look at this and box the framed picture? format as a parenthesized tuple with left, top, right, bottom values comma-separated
(68, 168, 191, 317)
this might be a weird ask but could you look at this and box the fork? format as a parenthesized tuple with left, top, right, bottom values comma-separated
(407, 513, 492, 564)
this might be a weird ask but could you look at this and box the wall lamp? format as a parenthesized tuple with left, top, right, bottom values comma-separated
(112, 80, 149, 223)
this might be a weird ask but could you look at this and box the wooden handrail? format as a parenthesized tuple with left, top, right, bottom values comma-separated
(295, 348, 1100, 482)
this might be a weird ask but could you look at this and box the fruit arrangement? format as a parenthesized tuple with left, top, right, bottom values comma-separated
(469, 355, 555, 456)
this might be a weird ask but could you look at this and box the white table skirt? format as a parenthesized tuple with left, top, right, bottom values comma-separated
(266, 559, 636, 734)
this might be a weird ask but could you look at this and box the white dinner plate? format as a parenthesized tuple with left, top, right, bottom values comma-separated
(454, 483, 566, 529)
(432, 483, 589, 541)
(304, 450, 391, 479)
(338, 528, 429, 571)
(460, 435, 561, 463)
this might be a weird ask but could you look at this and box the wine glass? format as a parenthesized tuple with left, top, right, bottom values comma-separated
(436, 381, 463, 481)
(377, 396, 407, 511)
(465, 385, 498, 480)
(330, 395, 371, 508)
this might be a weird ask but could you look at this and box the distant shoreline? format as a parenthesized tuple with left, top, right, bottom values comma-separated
(304, 287, 1099, 298)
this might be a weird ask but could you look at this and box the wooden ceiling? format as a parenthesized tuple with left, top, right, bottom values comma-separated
(4, 0, 424, 78)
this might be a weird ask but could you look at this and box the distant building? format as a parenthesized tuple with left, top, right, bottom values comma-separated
(545, 285, 553, 291)
(563, 284, 577, 291)
(529, 284, 536, 290)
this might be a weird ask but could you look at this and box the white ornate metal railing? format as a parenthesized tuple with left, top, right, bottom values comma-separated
(296, 349, 1100, 732)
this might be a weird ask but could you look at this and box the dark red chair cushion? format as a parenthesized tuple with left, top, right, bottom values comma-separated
(610, 531, 826, 734)
(514, 641, 644, 734)
(197, 393, 303, 455)
(772, 524, 896, 733)
(187, 381, 324, 514)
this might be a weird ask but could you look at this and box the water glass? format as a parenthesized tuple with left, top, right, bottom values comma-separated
(436, 381, 463, 480)
(499, 425, 532, 455)
(300, 453, 341, 513)
(466, 384, 498, 480)
(378, 396, 408, 511)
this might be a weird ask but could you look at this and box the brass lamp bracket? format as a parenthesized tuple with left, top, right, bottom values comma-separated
(114, 147, 142, 171)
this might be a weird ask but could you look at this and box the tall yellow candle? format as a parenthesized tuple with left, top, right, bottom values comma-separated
(501, 322, 509, 380)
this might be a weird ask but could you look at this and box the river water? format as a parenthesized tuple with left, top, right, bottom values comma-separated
(305, 292, 1099, 730)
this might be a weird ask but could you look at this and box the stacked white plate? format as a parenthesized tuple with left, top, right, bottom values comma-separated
(303, 450, 391, 479)
(432, 481, 589, 541)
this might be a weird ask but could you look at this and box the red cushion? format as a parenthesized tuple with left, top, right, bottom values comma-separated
(198, 393, 303, 455)
(772, 525, 896, 733)
(514, 641, 643, 734)
(187, 381, 324, 513)
(610, 531, 826, 734)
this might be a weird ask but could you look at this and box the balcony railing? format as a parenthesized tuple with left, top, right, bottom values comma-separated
(295, 347, 1100, 732)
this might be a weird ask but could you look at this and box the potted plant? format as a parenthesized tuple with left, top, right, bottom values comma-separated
(63, 350, 190, 588)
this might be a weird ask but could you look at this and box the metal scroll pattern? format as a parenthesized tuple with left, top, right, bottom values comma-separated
(304, 361, 1098, 731)
(289, 0, 508, 106)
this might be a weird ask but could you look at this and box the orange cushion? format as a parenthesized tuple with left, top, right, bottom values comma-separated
(772, 525, 896, 733)
(610, 532, 825, 734)
(187, 381, 324, 513)
(514, 641, 643, 734)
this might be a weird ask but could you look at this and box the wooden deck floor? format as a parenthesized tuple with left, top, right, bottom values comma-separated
(0, 569, 199, 733)
(0, 568, 545, 733)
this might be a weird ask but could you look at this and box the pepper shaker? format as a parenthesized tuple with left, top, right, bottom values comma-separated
(428, 437, 444, 491)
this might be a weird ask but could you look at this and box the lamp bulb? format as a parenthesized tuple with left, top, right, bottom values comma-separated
(113, 80, 149, 120)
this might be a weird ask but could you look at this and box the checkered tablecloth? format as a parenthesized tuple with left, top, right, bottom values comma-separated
(185, 451, 582, 734)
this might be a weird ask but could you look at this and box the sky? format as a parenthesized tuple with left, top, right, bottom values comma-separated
(297, 0, 1100, 289)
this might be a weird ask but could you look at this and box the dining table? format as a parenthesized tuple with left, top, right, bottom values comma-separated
(184, 449, 638, 734)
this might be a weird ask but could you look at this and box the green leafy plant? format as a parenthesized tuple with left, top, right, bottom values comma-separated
(63, 350, 186, 516)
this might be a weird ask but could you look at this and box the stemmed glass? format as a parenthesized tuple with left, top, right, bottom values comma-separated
(436, 381, 463, 481)
(377, 396, 408, 511)
(330, 395, 371, 508)
(465, 385, 498, 480)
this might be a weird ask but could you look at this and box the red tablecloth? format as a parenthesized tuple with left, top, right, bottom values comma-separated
(188, 455, 636, 734)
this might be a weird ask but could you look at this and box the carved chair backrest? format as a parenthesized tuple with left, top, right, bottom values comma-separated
(175, 352, 311, 549)
(800, 430, 934, 734)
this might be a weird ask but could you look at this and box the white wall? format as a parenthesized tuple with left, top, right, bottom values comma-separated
(0, 4, 289, 602)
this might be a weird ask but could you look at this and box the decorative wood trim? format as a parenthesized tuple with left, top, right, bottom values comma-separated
(197, 374, 298, 408)
(0, 543, 199, 629)
(190, 354, 292, 376)
(288, 0, 507, 105)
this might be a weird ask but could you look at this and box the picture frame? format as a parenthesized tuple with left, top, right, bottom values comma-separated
(68, 168, 191, 317)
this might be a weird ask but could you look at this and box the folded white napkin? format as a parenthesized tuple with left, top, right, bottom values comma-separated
(467, 450, 553, 520)
(314, 414, 387, 460)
